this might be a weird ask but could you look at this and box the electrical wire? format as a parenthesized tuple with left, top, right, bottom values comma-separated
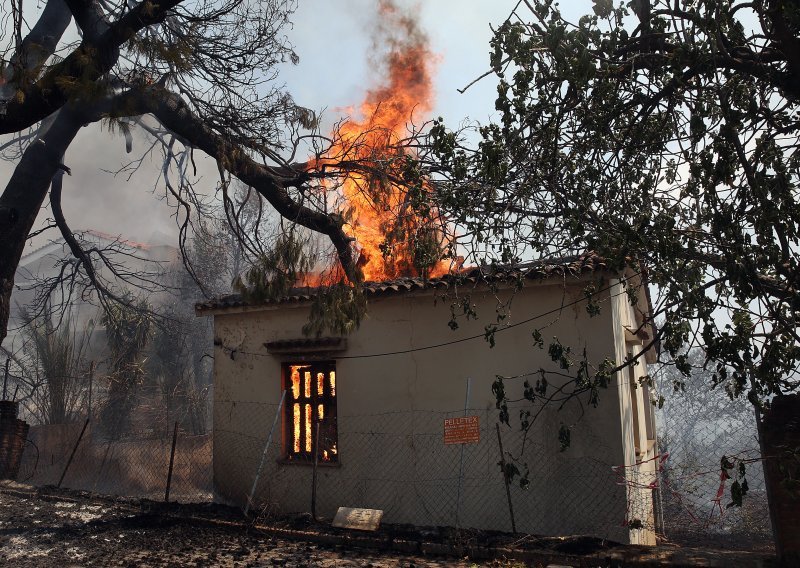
(218, 274, 641, 360)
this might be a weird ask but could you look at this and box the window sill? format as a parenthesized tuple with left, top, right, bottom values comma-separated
(276, 458, 341, 468)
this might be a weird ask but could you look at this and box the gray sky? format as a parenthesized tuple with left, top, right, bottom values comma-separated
(280, 1, 511, 127)
(11, 1, 591, 252)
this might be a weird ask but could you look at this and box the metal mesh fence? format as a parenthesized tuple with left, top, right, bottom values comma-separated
(215, 399, 641, 543)
(16, 422, 212, 502)
(9, 388, 775, 552)
(14, 384, 212, 503)
(656, 387, 773, 551)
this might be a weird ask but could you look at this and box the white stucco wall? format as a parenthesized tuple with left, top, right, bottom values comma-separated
(610, 275, 659, 545)
(205, 274, 656, 543)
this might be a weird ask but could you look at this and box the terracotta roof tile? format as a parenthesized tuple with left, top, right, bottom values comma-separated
(195, 253, 606, 313)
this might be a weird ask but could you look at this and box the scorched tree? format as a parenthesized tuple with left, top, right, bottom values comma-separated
(0, 0, 378, 346)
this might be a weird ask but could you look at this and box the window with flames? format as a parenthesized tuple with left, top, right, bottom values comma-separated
(284, 362, 338, 463)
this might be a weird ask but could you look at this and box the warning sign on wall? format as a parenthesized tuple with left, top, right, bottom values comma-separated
(443, 415, 480, 445)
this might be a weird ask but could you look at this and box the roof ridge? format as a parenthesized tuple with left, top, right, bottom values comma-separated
(19, 239, 66, 262)
(196, 254, 607, 313)
(20, 228, 158, 263)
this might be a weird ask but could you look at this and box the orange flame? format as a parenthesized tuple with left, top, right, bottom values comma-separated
(313, 0, 452, 282)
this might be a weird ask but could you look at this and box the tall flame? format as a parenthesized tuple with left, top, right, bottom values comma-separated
(315, 0, 451, 282)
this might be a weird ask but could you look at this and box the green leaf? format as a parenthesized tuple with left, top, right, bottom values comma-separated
(531, 328, 544, 348)
(592, 0, 613, 18)
(728, 479, 743, 508)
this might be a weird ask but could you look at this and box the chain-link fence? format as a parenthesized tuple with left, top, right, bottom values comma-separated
(14, 384, 212, 503)
(213, 398, 651, 544)
(7, 388, 775, 552)
(656, 388, 773, 552)
(16, 422, 212, 502)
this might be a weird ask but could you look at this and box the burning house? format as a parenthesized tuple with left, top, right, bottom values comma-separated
(196, 257, 659, 545)
(196, 1, 657, 545)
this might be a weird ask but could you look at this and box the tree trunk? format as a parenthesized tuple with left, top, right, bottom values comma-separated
(0, 110, 84, 346)
(758, 394, 800, 566)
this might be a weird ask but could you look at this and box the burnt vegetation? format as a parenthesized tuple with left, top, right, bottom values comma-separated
(0, 0, 417, 352)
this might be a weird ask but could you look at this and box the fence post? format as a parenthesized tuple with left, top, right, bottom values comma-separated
(3, 358, 9, 400)
(312, 420, 320, 521)
(455, 377, 471, 529)
(87, 361, 95, 421)
(495, 423, 517, 533)
(164, 420, 179, 502)
(58, 418, 89, 488)
(244, 390, 287, 516)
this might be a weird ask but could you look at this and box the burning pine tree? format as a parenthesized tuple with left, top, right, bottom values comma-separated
(234, 0, 455, 336)
(311, 0, 453, 282)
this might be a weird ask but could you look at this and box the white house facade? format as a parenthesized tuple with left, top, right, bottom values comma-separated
(197, 256, 659, 545)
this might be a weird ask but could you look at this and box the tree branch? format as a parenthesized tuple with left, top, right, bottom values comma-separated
(49, 164, 131, 311)
(0, 0, 72, 100)
(0, 0, 185, 134)
(134, 86, 360, 283)
(63, 0, 111, 42)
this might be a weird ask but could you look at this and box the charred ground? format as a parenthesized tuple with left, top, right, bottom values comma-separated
(0, 482, 776, 567)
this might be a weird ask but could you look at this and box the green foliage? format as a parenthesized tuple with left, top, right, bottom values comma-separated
(721, 454, 750, 508)
(484, 324, 497, 347)
(492, 376, 510, 426)
(127, 33, 195, 74)
(659, 350, 763, 508)
(558, 423, 571, 452)
(591, 0, 614, 18)
(426, 0, 800, 403)
(101, 296, 152, 432)
(447, 293, 478, 331)
(301, 282, 367, 338)
(583, 283, 601, 317)
(20, 309, 92, 424)
(548, 337, 572, 370)
(410, 226, 446, 276)
(230, 228, 368, 339)
(103, 298, 152, 367)
(531, 328, 544, 348)
(232, 232, 316, 304)
(497, 455, 530, 490)
(148, 294, 211, 435)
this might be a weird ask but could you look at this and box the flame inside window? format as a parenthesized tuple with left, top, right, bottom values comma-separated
(293, 403, 300, 453)
(290, 367, 301, 400)
(285, 362, 337, 462)
(305, 404, 312, 453)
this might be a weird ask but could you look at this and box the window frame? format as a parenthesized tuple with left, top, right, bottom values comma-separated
(282, 361, 338, 464)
